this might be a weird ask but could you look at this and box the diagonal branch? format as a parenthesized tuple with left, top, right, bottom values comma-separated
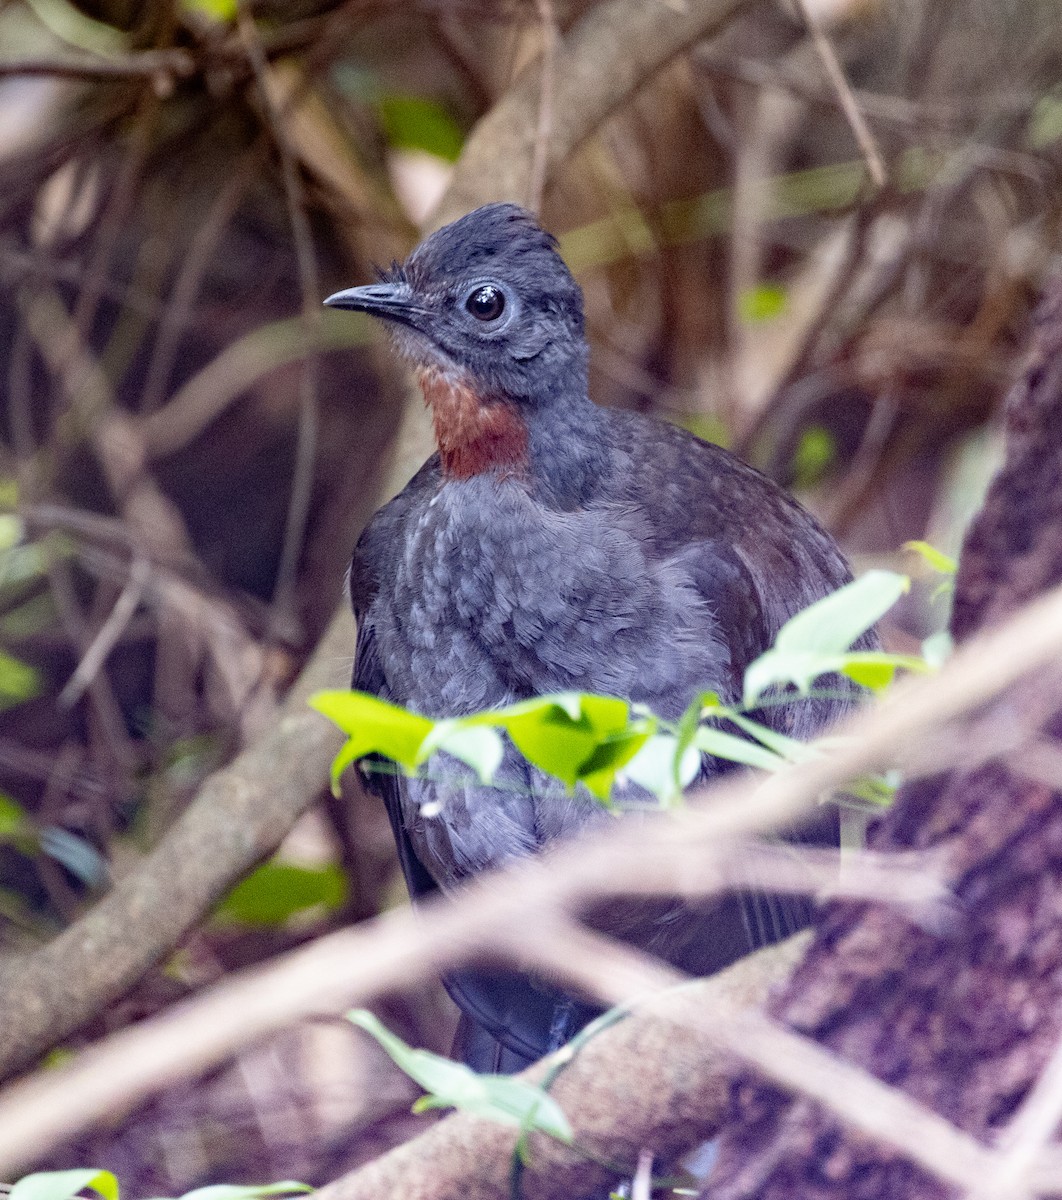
(5, 577, 1062, 1168)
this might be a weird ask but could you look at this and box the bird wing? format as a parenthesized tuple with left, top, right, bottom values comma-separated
(349, 457, 443, 904)
(608, 414, 872, 735)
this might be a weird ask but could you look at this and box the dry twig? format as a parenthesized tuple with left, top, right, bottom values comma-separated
(526, 0, 558, 213)
(792, 0, 886, 189)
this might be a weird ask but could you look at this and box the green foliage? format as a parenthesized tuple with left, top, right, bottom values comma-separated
(902, 540, 957, 576)
(313, 569, 926, 811)
(7, 1170, 310, 1200)
(670, 412, 731, 448)
(347, 1009, 572, 1141)
(310, 691, 653, 803)
(180, 0, 238, 22)
(1029, 89, 1062, 149)
(743, 571, 924, 705)
(0, 646, 40, 711)
(145, 1184, 310, 1200)
(11, 1171, 119, 1200)
(738, 283, 788, 324)
(904, 538, 957, 608)
(0, 507, 66, 712)
(378, 95, 465, 162)
(0, 793, 28, 838)
(791, 426, 837, 488)
(215, 862, 347, 927)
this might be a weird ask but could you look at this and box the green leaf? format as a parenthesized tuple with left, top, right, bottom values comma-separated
(469, 693, 632, 788)
(670, 413, 730, 447)
(777, 571, 908, 657)
(215, 862, 346, 927)
(418, 722, 504, 784)
(11, 1170, 119, 1200)
(347, 1010, 572, 1141)
(725, 713, 817, 763)
(838, 651, 929, 690)
(673, 692, 717, 792)
(328, 738, 363, 795)
(791, 426, 836, 488)
(694, 726, 783, 772)
(1029, 90, 1062, 149)
(0, 541, 56, 591)
(738, 283, 787, 324)
(378, 95, 464, 162)
(0, 593, 58, 639)
(147, 1183, 310, 1200)
(744, 571, 909, 705)
(0, 793, 28, 838)
(842, 772, 900, 806)
(921, 630, 953, 669)
(0, 514, 23, 551)
(310, 690, 433, 771)
(745, 648, 927, 705)
(0, 648, 40, 710)
(903, 540, 957, 575)
(622, 734, 701, 806)
(180, 0, 238, 22)
(576, 723, 655, 802)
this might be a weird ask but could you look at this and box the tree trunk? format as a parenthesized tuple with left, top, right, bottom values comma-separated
(705, 280, 1062, 1198)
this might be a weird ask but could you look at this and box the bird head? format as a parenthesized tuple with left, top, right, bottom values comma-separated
(324, 204, 587, 406)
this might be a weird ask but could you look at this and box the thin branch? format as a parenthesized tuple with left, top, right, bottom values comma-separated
(136, 316, 365, 459)
(692, 47, 1038, 135)
(318, 936, 811, 1200)
(793, 0, 887, 188)
(974, 1030, 1062, 1199)
(434, 0, 754, 226)
(706, 1009, 1000, 1194)
(138, 145, 263, 416)
(58, 553, 150, 708)
(16, 281, 272, 741)
(0, 49, 195, 83)
(237, 11, 322, 636)
(526, 0, 558, 213)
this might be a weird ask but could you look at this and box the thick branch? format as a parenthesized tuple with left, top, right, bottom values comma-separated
(433, 0, 751, 226)
(317, 938, 804, 1200)
(0, 609, 353, 1084)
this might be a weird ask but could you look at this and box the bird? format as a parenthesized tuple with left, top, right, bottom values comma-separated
(325, 203, 870, 1072)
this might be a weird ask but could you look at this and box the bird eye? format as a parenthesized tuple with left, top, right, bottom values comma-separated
(465, 285, 505, 322)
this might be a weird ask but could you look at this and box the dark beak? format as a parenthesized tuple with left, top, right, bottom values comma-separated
(323, 282, 423, 330)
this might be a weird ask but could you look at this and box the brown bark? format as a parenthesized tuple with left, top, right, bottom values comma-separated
(705, 281, 1062, 1197)
(315, 938, 807, 1200)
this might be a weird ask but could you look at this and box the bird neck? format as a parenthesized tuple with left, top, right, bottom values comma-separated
(417, 362, 608, 505)
(417, 365, 530, 482)
(525, 385, 609, 507)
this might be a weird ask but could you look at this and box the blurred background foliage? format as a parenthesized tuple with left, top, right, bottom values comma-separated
(0, 0, 1059, 1187)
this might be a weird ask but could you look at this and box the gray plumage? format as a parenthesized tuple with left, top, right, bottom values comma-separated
(327, 204, 871, 1070)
